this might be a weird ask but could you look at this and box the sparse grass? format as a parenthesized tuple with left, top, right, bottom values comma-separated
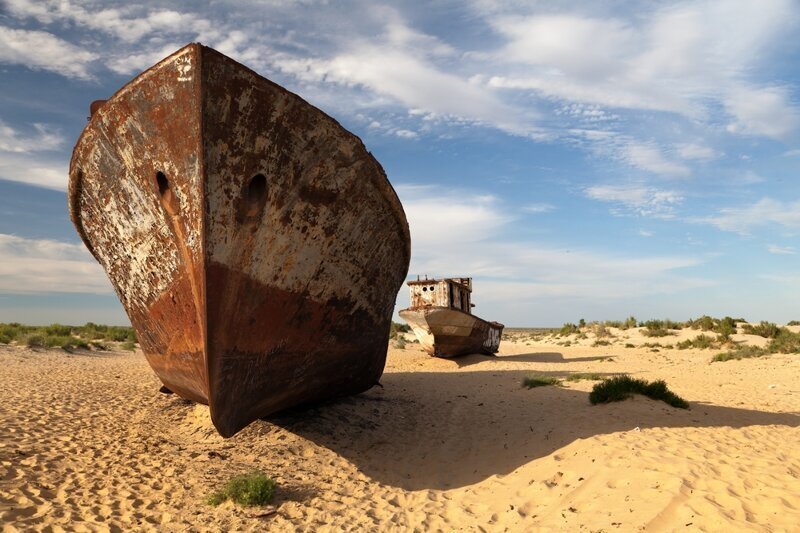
(121, 341, 137, 351)
(207, 471, 276, 507)
(712, 345, 769, 362)
(0, 322, 137, 351)
(395, 337, 407, 350)
(592, 340, 611, 347)
(624, 343, 635, 348)
(559, 323, 579, 336)
(676, 334, 717, 350)
(522, 375, 561, 388)
(389, 321, 410, 340)
(565, 373, 604, 382)
(641, 320, 676, 337)
(742, 321, 781, 339)
(767, 328, 800, 353)
(589, 375, 689, 409)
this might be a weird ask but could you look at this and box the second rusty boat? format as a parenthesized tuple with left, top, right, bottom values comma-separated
(399, 277, 504, 357)
(69, 44, 410, 437)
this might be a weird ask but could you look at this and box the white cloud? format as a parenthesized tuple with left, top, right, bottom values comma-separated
(521, 203, 555, 214)
(675, 143, 719, 162)
(0, 234, 111, 294)
(395, 184, 709, 317)
(623, 141, 690, 177)
(725, 86, 800, 139)
(0, 120, 63, 153)
(275, 45, 533, 137)
(585, 184, 683, 218)
(767, 244, 796, 255)
(394, 129, 418, 139)
(484, 0, 799, 131)
(0, 152, 68, 189)
(5, 0, 216, 43)
(702, 198, 800, 234)
(0, 26, 97, 79)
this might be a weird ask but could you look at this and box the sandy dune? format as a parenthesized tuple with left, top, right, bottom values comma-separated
(2, 331, 799, 531)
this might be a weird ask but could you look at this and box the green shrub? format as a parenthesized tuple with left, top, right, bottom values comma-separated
(208, 471, 276, 507)
(787, 320, 800, 326)
(565, 373, 603, 382)
(25, 334, 45, 348)
(44, 324, 72, 336)
(389, 321, 410, 339)
(691, 315, 716, 331)
(589, 375, 689, 408)
(624, 343, 635, 348)
(714, 317, 737, 340)
(522, 375, 561, 388)
(712, 345, 769, 362)
(592, 340, 611, 347)
(742, 321, 781, 338)
(767, 328, 800, 353)
(676, 334, 717, 350)
(121, 341, 137, 351)
(559, 323, 579, 336)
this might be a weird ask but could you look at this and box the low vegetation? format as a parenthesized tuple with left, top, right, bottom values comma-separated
(589, 375, 689, 409)
(676, 334, 717, 350)
(207, 471, 276, 507)
(522, 375, 561, 388)
(565, 373, 604, 382)
(0, 322, 137, 352)
(389, 321, 410, 339)
(712, 345, 768, 362)
(559, 323, 580, 336)
(742, 321, 781, 338)
(713, 327, 800, 361)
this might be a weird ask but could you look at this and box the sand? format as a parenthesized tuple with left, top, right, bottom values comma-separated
(2, 327, 799, 531)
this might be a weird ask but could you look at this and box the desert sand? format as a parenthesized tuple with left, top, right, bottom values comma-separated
(2, 326, 799, 531)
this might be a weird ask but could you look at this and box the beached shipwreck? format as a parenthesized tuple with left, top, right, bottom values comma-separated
(69, 44, 410, 437)
(400, 277, 504, 357)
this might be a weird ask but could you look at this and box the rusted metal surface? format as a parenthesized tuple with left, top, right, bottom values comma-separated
(399, 277, 503, 358)
(69, 43, 410, 437)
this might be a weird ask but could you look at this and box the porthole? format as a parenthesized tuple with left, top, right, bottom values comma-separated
(155, 171, 178, 216)
(238, 173, 268, 222)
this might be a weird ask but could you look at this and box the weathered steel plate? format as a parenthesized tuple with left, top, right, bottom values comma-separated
(69, 43, 410, 437)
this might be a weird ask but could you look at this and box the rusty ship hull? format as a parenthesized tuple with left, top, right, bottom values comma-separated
(399, 307, 503, 358)
(69, 43, 410, 437)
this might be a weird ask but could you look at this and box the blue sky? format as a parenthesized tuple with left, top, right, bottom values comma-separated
(0, 0, 798, 326)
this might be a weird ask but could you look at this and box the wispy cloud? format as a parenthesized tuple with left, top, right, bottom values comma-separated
(622, 141, 690, 177)
(701, 198, 800, 234)
(397, 184, 709, 319)
(0, 234, 110, 294)
(521, 203, 555, 214)
(483, 1, 799, 131)
(0, 152, 67, 189)
(0, 120, 67, 188)
(585, 184, 683, 218)
(0, 120, 63, 153)
(675, 143, 719, 162)
(0, 26, 97, 79)
(767, 244, 796, 255)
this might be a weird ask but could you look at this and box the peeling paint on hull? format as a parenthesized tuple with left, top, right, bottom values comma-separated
(69, 43, 410, 437)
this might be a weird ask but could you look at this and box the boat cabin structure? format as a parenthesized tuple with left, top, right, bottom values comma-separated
(407, 277, 474, 314)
